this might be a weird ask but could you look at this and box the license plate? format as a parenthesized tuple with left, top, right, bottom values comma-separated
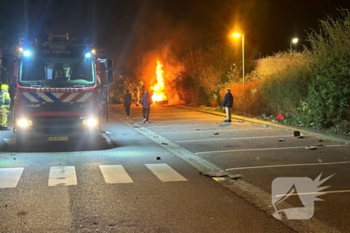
(48, 136, 68, 141)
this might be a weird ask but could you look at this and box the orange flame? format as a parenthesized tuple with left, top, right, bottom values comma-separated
(152, 60, 167, 101)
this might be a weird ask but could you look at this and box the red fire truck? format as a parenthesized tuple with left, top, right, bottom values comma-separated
(11, 33, 114, 143)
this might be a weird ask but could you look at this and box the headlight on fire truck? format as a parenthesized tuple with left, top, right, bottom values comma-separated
(16, 118, 33, 128)
(82, 117, 98, 127)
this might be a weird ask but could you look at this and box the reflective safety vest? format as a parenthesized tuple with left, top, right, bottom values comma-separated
(0, 90, 10, 107)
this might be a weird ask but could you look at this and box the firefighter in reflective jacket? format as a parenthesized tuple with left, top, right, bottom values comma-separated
(0, 83, 11, 129)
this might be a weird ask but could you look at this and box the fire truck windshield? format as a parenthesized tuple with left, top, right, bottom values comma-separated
(19, 58, 95, 87)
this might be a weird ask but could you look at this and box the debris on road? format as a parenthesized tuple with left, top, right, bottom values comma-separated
(293, 131, 301, 137)
(214, 132, 219, 135)
(156, 156, 161, 160)
(161, 142, 168, 145)
(298, 135, 304, 139)
(279, 138, 285, 142)
(228, 173, 242, 179)
(305, 146, 317, 150)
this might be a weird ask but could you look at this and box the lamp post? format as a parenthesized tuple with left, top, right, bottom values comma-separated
(232, 33, 245, 85)
(290, 37, 298, 52)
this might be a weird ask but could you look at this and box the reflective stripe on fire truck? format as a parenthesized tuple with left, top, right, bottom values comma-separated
(21, 92, 92, 103)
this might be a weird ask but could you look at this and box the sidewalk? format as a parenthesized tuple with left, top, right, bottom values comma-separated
(173, 104, 350, 145)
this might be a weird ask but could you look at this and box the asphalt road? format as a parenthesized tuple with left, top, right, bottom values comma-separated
(110, 104, 349, 233)
(0, 106, 294, 233)
(0, 103, 349, 232)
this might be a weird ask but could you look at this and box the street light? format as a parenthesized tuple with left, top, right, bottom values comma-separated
(232, 33, 245, 85)
(290, 37, 299, 52)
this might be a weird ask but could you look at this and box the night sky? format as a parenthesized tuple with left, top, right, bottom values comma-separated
(1, 0, 350, 67)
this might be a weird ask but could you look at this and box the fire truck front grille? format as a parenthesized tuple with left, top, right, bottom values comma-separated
(34, 117, 82, 134)
(40, 103, 87, 111)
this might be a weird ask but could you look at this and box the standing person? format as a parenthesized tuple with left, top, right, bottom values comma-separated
(140, 89, 153, 123)
(0, 83, 11, 130)
(123, 89, 132, 118)
(223, 88, 234, 122)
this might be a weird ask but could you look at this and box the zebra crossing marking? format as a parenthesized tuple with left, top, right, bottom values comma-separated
(145, 163, 188, 182)
(0, 167, 24, 188)
(99, 165, 133, 183)
(0, 163, 187, 189)
(48, 166, 77, 186)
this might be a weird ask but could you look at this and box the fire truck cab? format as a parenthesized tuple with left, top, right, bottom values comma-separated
(12, 33, 114, 143)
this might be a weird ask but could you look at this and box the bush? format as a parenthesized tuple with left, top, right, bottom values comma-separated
(259, 52, 313, 120)
(305, 9, 350, 129)
(219, 81, 265, 116)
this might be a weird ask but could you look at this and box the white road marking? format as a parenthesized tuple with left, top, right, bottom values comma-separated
(99, 165, 133, 184)
(195, 144, 346, 155)
(145, 163, 187, 182)
(160, 128, 270, 135)
(146, 123, 233, 128)
(0, 168, 24, 188)
(175, 135, 294, 143)
(48, 166, 77, 186)
(275, 189, 350, 197)
(226, 161, 350, 171)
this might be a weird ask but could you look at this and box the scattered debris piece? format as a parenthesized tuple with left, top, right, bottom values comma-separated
(279, 138, 284, 142)
(319, 139, 323, 142)
(156, 156, 161, 160)
(161, 142, 168, 145)
(298, 136, 304, 139)
(276, 113, 285, 120)
(305, 146, 317, 150)
(214, 132, 219, 135)
(294, 131, 301, 137)
(228, 174, 242, 179)
(199, 171, 228, 177)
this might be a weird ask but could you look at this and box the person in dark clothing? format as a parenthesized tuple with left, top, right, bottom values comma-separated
(140, 89, 153, 123)
(123, 89, 132, 118)
(223, 88, 234, 122)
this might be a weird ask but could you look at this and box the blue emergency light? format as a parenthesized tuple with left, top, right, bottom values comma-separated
(23, 50, 32, 57)
(84, 52, 92, 58)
